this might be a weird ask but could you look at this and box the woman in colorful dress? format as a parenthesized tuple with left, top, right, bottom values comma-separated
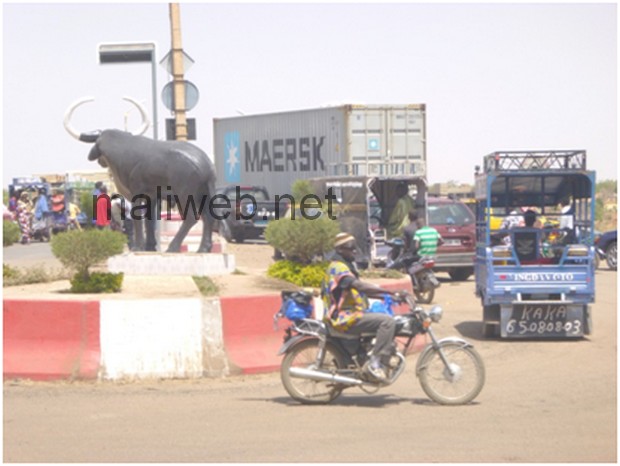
(15, 191, 33, 244)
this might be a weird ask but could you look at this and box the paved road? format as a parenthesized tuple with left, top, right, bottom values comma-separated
(3, 269, 616, 462)
(3, 241, 63, 269)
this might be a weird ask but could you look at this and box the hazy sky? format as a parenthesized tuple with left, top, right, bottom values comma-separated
(2, 2, 617, 188)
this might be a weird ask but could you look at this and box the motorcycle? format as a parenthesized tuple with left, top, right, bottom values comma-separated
(31, 216, 51, 242)
(385, 238, 440, 304)
(274, 290, 485, 405)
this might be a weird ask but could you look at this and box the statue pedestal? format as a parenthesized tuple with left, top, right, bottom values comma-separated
(107, 252, 236, 276)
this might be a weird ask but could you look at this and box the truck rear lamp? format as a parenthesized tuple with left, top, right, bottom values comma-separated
(492, 246, 512, 258)
(566, 245, 588, 257)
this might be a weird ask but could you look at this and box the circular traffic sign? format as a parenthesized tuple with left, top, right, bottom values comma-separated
(161, 80, 199, 111)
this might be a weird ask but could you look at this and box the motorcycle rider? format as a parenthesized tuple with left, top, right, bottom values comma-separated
(412, 216, 444, 258)
(322, 232, 402, 381)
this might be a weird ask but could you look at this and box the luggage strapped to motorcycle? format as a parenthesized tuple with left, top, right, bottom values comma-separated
(279, 290, 314, 322)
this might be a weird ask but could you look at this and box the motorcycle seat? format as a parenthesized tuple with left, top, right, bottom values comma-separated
(326, 322, 375, 340)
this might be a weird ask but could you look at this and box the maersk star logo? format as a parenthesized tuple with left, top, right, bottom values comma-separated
(227, 142, 238, 174)
(224, 131, 241, 183)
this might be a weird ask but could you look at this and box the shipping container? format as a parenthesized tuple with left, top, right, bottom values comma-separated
(213, 104, 426, 197)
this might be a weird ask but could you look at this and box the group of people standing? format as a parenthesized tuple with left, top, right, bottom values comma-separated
(8, 188, 63, 244)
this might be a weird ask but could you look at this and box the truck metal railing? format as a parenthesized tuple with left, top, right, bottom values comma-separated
(483, 151, 587, 173)
(327, 161, 426, 177)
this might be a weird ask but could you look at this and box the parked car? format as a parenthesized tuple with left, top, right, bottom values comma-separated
(372, 196, 475, 281)
(215, 185, 286, 243)
(595, 230, 617, 270)
(427, 196, 476, 281)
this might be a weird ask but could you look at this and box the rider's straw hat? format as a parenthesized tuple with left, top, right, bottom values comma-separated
(334, 232, 356, 248)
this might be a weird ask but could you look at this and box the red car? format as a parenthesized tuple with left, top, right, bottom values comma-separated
(427, 197, 476, 281)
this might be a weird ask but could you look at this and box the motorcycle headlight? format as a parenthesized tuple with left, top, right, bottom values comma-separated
(428, 306, 443, 323)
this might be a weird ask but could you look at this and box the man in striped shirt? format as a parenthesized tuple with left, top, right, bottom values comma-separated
(413, 217, 444, 257)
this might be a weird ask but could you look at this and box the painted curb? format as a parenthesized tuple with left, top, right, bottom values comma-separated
(3, 300, 100, 380)
(3, 279, 428, 380)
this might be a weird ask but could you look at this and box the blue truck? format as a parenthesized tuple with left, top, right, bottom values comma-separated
(474, 151, 596, 338)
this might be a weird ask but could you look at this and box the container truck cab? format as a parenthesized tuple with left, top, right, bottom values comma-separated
(309, 174, 428, 268)
(474, 151, 596, 338)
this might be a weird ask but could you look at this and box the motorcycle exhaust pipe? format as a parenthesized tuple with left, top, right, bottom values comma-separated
(289, 367, 363, 386)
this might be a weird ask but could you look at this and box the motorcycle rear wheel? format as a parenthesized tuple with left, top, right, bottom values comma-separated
(414, 288, 434, 304)
(411, 273, 435, 304)
(418, 342, 485, 405)
(281, 340, 346, 405)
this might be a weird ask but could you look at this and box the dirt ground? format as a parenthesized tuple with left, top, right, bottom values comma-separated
(212, 241, 301, 296)
(4, 268, 617, 462)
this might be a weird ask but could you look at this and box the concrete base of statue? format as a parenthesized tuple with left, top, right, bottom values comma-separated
(107, 250, 236, 276)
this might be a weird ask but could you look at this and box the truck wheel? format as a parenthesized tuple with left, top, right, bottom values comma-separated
(482, 322, 499, 338)
(605, 241, 617, 270)
(482, 304, 500, 338)
(583, 305, 592, 335)
(448, 268, 473, 281)
(233, 231, 245, 243)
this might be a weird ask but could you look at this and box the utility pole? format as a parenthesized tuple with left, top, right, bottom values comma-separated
(169, 3, 187, 141)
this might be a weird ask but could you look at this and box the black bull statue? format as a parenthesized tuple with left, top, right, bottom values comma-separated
(64, 96, 216, 253)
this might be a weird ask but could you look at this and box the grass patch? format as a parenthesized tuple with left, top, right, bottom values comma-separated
(3, 263, 71, 287)
(359, 268, 405, 280)
(193, 276, 220, 296)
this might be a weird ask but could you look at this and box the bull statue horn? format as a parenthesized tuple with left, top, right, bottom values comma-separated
(63, 96, 150, 142)
(63, 96, 97, 141)
(122, 96, 150, 137)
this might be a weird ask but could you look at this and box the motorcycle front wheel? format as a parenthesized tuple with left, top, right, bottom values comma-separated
(280, 339, 346, 405)
(417, 342, 485, 405)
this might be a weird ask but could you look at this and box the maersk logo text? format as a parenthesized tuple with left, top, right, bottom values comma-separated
(245, 137, 325, 173)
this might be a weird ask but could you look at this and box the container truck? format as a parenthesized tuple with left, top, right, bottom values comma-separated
(213, 104, 427, 197)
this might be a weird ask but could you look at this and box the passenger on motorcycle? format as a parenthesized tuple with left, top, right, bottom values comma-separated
(389, 211, 421, 270)
(412, 217, 444, 257)
(322, 232, 402, 381)
(403, 211, 419, 256)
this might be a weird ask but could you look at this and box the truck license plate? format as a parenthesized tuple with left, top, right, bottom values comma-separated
(501, 303, 585, 338)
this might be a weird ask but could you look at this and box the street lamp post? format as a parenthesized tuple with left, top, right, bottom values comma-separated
(98, 42, 159, 140)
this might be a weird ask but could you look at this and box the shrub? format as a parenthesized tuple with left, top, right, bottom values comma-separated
(290, 179, 315, 201)
(3, 220, 21, 246)
(3, 263, 20, 281)
(265, 215, 340, 264)
(70, 271, 124, 293)
(267, 260, 327, 288)
(80, 190, 95, 226)
(51, 229, 126, 279)
(193, 276, 220, 296)
(51, 229, 126, 293)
